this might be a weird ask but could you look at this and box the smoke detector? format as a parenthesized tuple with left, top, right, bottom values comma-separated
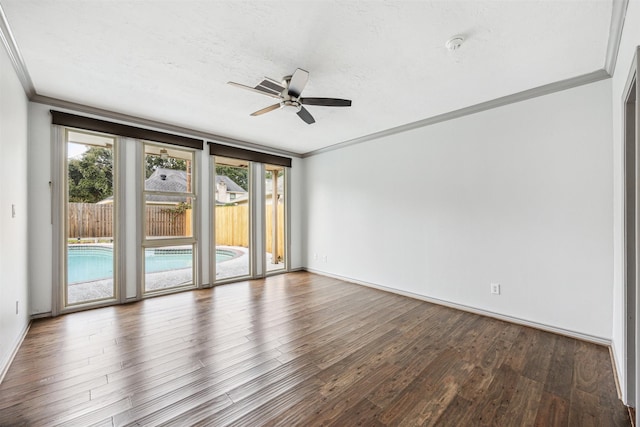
(446, 36, 464, 51)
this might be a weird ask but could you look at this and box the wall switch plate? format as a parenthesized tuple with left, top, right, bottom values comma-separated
(490, 283, 500, 295)
(11, 204, 15, 218)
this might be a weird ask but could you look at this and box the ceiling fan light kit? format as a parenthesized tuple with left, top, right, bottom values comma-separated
(228, 68, 352, 124)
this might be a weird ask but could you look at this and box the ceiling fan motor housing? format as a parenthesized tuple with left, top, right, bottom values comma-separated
(282, 99, 302, 112)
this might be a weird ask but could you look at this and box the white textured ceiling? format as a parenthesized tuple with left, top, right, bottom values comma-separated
(1, 1, 613, 155)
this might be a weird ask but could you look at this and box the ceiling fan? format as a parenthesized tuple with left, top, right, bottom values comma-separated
(227, 68, 352, 124)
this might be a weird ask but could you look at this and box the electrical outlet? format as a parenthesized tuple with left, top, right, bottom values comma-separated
(11, 204, 15, 218)
(15, 301, 19, 315)
(322, 255, 328, 263)
(314, 253, 318, 260)
(490, 283, 500, 295)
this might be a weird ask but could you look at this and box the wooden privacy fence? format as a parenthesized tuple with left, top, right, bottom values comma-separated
(68, 203, 186, 238)
(68, 203, 285, 258)
(215, 205, 249, 247)
(146, 206, 186, 237)
(215, 204, 285, 259)
(67, 203, 114, 238)
(265, 204, 285, 260)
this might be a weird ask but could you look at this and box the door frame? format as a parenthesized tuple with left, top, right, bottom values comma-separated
(623, 46, 640, 408)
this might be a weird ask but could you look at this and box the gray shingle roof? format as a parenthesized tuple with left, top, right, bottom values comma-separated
(144, 168, 188, 203)
(140, 168, 246, 203)
(146, 168, 187, 191)
(101, 169, 247, 204)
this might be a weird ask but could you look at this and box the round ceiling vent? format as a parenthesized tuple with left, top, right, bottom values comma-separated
(446, 36, 465, 51)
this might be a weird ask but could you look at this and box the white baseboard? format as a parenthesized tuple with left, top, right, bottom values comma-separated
(610, 342, 624, 402)
(304, 268, 611, 347)
(30, 311, 51, 319)
(0, 320, 31, 384)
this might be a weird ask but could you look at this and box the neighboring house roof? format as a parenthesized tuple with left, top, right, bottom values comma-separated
(146, 168, 187, 193)
(145, 168, 189, 203)
(215, 175, 246, 193)
(99, 169, 247, 204)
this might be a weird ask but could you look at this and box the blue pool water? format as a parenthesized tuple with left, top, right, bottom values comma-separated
(67, 246, 235, 284)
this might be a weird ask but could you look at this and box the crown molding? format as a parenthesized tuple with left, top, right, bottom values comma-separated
(604, 0, 629, 76)
(0, 2, 35, 97)
(302, 69, 610, 158)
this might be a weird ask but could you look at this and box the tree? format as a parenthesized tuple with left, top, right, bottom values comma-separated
(68, 147, 113, 203)
(216, 165, 248, 190)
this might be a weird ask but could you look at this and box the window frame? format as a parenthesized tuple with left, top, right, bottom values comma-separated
(54, 127, 123, 314)
(140, 141, 199, 295)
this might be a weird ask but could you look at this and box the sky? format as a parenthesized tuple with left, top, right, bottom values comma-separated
(68, 143, 87, 159)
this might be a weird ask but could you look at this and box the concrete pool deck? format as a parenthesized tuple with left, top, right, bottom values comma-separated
(67, 246, 286, 304)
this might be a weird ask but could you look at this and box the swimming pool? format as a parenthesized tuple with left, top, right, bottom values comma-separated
(67, 246, 237, 284)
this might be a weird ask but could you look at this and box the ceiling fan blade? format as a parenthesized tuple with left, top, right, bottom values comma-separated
(300, 97, 352, 107)
(250, 103, 282, 116)
(288, 68, 309, 98)
(256, 79, 285, 95)
(297, 106, 315, 124)
(227, 81, 282, 99)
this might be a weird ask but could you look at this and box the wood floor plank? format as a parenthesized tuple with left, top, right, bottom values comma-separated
(225, 377, 325, 427)
(377, 347, 473, 426)
(466, 362, 520, 426)
(185, 368, 323, 426)
(521, 331, 557, 383)
(326, 398, 385, 427)
(544, 334, 577, 400)
(573, 340, 601, 395)
(495, 374, 544, 427)
(534, 392, 570, 427)
(310, 362, 401, 426)
(0, 272, 630, 426)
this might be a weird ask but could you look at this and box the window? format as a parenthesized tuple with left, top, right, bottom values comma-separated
(210, 143, 291, 282)
(265, 164, 286, 273)
(214, 156, 250, 281)
(142, 143, 197, 293)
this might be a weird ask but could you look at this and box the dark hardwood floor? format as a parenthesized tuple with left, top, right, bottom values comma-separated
(0, 272, 630, 426)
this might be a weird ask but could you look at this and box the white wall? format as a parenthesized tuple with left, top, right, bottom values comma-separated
(0, 42, 29, 379)
(611, 0, 640, 407)
(304, 79, 613, 340)
(27, 103, 304, 314)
